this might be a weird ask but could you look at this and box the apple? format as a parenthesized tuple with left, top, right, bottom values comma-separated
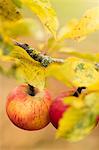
(6, 84, 52, 130)
(49, 87, 86, 129)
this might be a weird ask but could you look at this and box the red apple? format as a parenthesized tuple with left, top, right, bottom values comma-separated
(6, 84, 52, 130)
(49, 88, 77, 129)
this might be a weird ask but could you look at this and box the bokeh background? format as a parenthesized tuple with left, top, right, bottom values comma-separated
(1, 0, 99, 149)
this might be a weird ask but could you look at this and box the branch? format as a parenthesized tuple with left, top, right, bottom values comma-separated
(13, 40, 64, 67)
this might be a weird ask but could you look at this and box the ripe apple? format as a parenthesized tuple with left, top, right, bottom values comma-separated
(49, 87, 86, 129)
(6, 84, 52, 130)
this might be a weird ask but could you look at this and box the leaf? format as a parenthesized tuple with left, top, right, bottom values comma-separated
(64, 96, 84, 108)
(0, 0, 22, 22)
(5, 18, 36, 38)
(60, 50, 96, 62)
(48, 57, 99, 88)
(87, 81, 99, 92)
(60, 7, 99, 40)
(60, 50, 99, 63)
(20, 0, 59, 37)
(63, 112, 96, 142)
(58, 18, 78, 40)
(56, 96, 85, 139)
(84, 92, 99, 115)
(47, 63, 74, 87)
(11, 47, 46, 90)
(56, 108, 84, 139)
(46, 37, 66, 54)
(0, 55, 14, 62)
(57, 96, 97, 142)
(12, 0, 22, 8)
(66, 57, 99, 87)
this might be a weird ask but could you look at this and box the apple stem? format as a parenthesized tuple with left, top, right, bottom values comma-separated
(28, 84, 35, 96)
(73, 87, 86, 97)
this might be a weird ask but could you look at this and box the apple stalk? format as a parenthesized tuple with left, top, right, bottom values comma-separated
(28, 84, 36, 96)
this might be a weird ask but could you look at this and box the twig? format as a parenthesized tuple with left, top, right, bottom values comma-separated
(13, 40, 64, 67)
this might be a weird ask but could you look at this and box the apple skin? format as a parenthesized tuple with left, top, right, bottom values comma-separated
(6, 84, 52, 131)
(49, 88, 76, 129)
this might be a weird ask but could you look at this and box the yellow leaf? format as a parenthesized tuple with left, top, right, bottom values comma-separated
(4, 18, 36, 38)
(61, 7, 99, 40)
(64, 112, 96, 142)
(11, 47, 46, 90)
(47, 63, 74, 87)
(64, 96, 84, 108)
(58, 18, 78, 40)
(20, 0, 59, 37)
(56, 105, 84, 138)
(0, 50, 15, 62)
(87, 81, 99, 92)
(62, 57, 99, 87)
(0, 0, 22, 22)
(57, 96, 96, 142)
(18, 59, 46, 90)
(60, 50, 99, 64)
(84, 92, 99, 114)
(12, 0, 22, 8)
(48, 57, 99, 88)
(0, 0, 22, 43)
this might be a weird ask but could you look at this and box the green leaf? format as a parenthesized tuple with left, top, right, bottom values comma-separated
(20, 0, 59, 37)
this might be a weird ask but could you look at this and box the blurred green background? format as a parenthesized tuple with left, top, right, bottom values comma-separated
(1, 0, 99, 150)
